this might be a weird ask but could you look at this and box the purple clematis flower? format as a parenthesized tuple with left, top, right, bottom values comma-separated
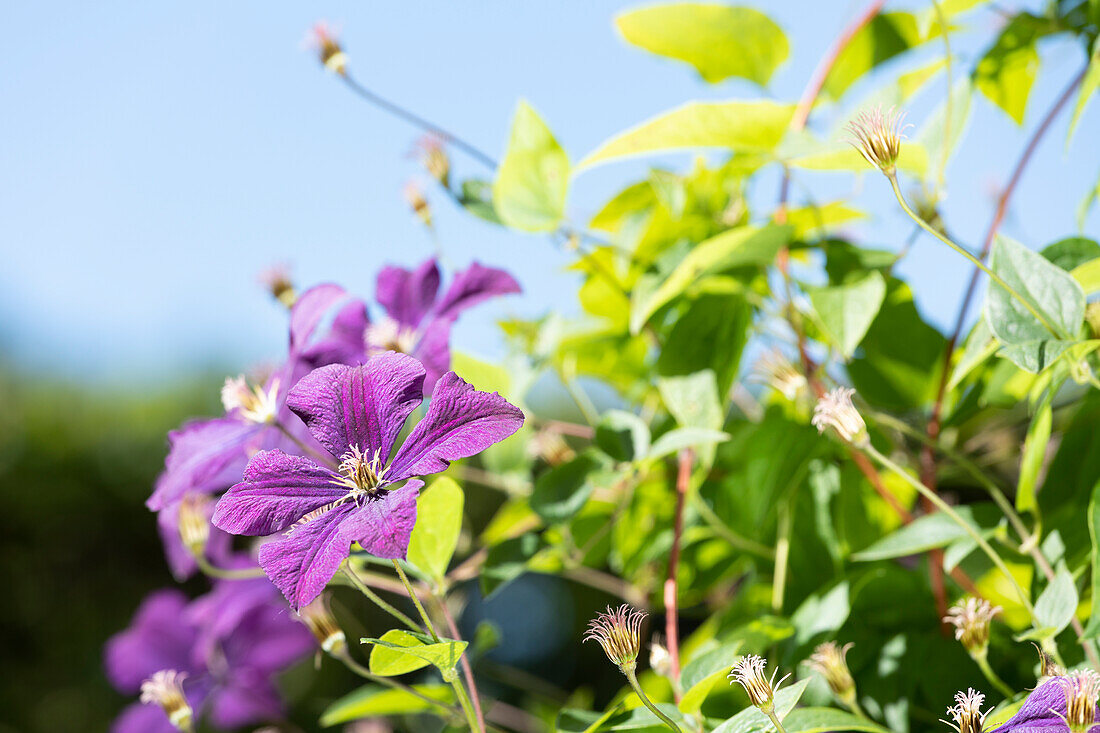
(990, 675, 1100, 733)
(212, 351, 524, 609)
(105, 579, 312, 733)
(301, 259, 521, 393)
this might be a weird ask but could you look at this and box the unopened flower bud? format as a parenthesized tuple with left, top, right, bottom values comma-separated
(258, 264, 296, 308)
(584, 605, 646, 672)
(298, 593, 347, 656)
(1033, 642, 1064, 680)
(649, 635, 673, 679)
(729, 654, 789, 715)
(306, 21, 347, 75)
(944, 597, 1001, 658)
(415, 135, 450, 187)
(942, 688, 988, 733)
(140, 670, 193, 732)
(221, 376, 280, 425)
(403, 180, 432, 228)
(812, 387, 868, 446)
(808, 642, 856, 705)
(178, 494, 213, 559)
(1058, 670, 1100, 733)
(846, 106, 909, 176)
(752, 349, 806, 401)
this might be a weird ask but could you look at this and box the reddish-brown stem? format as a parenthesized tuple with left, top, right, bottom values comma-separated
(664, 448, 694, 697)
(437, 598, 486, 732)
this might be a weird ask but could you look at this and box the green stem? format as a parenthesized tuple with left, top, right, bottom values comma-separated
(451, 677, 483, 733)
(195, 556, 266, 580)
(842, 693, 869, 721)
(337, 650, 460, 715)
(974, 650, 1015, 699)
(343, 565, 422, 633)
(887, 175, 1066, 339)
(624, 667, 683, 733)
(863, 444, 1035, 617)
(772, 501, 792, 612)
(392, 560, 441, 641)
(766, 710, 790, 733)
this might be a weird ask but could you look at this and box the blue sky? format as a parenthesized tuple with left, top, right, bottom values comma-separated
(1, 1, 1097, 384)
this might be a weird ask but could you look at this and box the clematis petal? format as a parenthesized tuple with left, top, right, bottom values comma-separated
(411, 318, 451, 393)
(207, 668, 285, 729)
(147, 417, 262, 511)
(990, 678, 1074, 733)
(289, 283, 347, 353)
(431, 261, 521, 322)
(287, 356, 424, 462)
(258, 502, 356, 610)
(343, 479, 423, 559)
(104, 590, 197, 693)
(110, 700, 189, 733)
(220, 604, 313, 674)
(388, 372, 524, 480)
(156, 500, 233, 581)
(212, 450, 344, 536)
(300, 298, 370, 367)
(376, 259, 440, 329)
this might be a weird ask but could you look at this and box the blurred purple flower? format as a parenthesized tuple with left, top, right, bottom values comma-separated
(302, 259, 520, 392)
(105, 578, 311, 733)
(212, 352, 524, 609)
(990, 676, 1100, 733)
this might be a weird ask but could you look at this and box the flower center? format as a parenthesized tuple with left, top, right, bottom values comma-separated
(221, 375, 280, 424)
(365, 317, 418, 354)
(332, 446, 387, 499)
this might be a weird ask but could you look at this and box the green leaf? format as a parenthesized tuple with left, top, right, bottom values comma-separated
(807, 271, 886, 358)
(1069, 40, 1100, 145)
(657, 370, 723, 430)
(1017, 385, 1056, 513)
(786, 142, 929, 178)
(530, 453, 600, 524)
(984, 235, 1085, 344)
(678, 641, 743, 714)
(784, 202, 867, 241)
(1042, 236, 1100, 271)
(1083, 482, 1100, 639)
(319, 684, 454, 726)
(713, 678, 810, 733)
(630, 225, 791, 333)
(595, 411, 651, 463)
(781, 707, 892, 733)
(559, 704, 686, 731)
(615, 4, 789, 85)
(791, 582, 851, 644)
(1029, 566, 1078, 639)
(998, 340, 1074, 373)
(656, 293, 752, 396)
(851, 508, 981, 561)
(948, 319, 997, 390)
(480, 533, 542, 598)
(578, 100, 794, 170)
(647, 427, 730, 461)
(459, 179, 502, 225)
(974, 13, 1050, 124)
(364, 629, 468, 681)
(916, 79, 973, 180)
(822, 12, 926, 100)
(406, 477, 464, 582)
(492, 100, 569, 232)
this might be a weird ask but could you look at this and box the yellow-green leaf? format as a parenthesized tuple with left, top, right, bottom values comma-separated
(406, 477, 464, 582)
(787, 142, 928, 178)
(365, 629, 468, 681)
(615, 4, 789, 85)
(319, 684, 454, 726)
(1068, 38, 1100, 145)
(974, 13, 1050, 124)
(578, 100, 794, 170)
(823, 12, 926, 100)
(493, 100, 569, 232)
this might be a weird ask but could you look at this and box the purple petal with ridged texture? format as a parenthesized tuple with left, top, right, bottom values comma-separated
(412, 317, 451, 393)
(186, 562, 283, 666)
(990, 677, 1097, 733)
(221, 604, 313, 674)
(258, 502, 355, 610)
(212, 450, 344, 536)
(289, 283, 347, 353)
(300, 298, 370, 367)
(287, 356, 424, 461)
(147, 417, 262, 511)
(104, 590, 198, 693)
(388, 372, 524, 480)
(376, 259, 440, 329)
(344, 479, 422, 559)
(207, 668, 285, 729)
(431, 262, 520, 322)
(156, 500, 233, 581)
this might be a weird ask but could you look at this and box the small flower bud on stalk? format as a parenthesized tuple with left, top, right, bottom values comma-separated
(846, 106, 909, 177)
(177, 494, 213, 559)
(649, 635, 674, 679)
(729, 655, 790, 717)
(808, 642, 860, 715)
(297, 593, 347, 656)
(1058, 670, 1100, 733)
(140, 670, 194, 732)
(258, 264, 296, 308)
(306, 21, 348, 75)
(415, 134, 451, 188)
(1033, 642, 1064, 681)
(945, 598, 1013, 699)
(584, 606, 683, 733)
(942, 688, 989, 733)
(752, 350, 807, 402)
(403, 180, 433, 228)
(811, 388, 868, 447)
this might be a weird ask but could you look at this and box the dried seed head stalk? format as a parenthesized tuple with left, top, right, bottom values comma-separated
(847, 106, 909, 176)
(945, 598, 1001, 657)
(942, 688, 989, 733)
(808, 642, 856, 704)
(812, 387, 868, 446)
(729, 654, 789, 715)
(584, 605, 646, 672)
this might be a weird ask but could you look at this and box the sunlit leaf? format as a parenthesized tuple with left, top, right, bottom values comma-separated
(984, 235, 1084, 345)
(1068, 38, 1100, 145)
(365, 629, 468, 681)
(807, 271, 886, 358)
(493, 100, 570, 231)
(320, 684, 453, 726)
(974, 13, 1051, 124)
(678, 641, 742, 713)
(406, 477, 464, 582)
(823, 12, 928, 100)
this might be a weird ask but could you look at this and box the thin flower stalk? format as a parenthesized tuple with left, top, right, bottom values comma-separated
(730, 655, 791, 731)
(664, 448, 693, 692)
(343, 564, 423, 634)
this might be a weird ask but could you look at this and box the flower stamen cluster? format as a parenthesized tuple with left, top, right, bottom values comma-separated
(846, 106, 910, 176)
(220, 376, 280, 425)
(365, 317, 419, 355)
(140, 670, 193, 732)
(808, 642, 856, 703)
(729, 654, 788, 715)
(945, 598, 1001, 657)
(177, 494, 213, 558)
(942, 688, 988, 733)
(752, 349, 807, 401)
(811, 387, 868, 446)
(297, 593, 347, 655)
(1057, 670, 1100, 733)
(584, 605, 646, 672)
(333, 445, 388, 496)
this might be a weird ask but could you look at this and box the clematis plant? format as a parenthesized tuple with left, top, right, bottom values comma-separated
(211, 351, 524, 609)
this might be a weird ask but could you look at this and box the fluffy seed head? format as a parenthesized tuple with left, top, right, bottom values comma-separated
(221, 375, 280, 424)
(177, 494, 213, 558)
(808, 642, 855, 701)
(812, 388, 867, 445)
(846, 106, 909, 175)
(305, 21, 347, 74)
(945, 598, 1001, 656)
(140, 670, 193, 731)
(649, 635, 673, 679)
(729, 654, 788, 714)
(298, 593, 347, 655)
(584, 605, 646, 672)
(942, 688, 988, 733)
(752, 349, 807, 401)
(258, 264, 296, 308)
(1058, 670, 1100, 732)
